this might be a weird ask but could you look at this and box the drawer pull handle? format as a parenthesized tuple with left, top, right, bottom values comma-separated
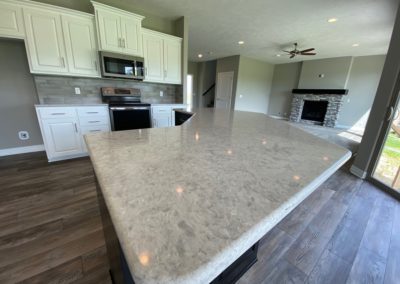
(90, 130, 101, 132)
(86, 112, 99, 114)
(88, 121, 100, 123)
(51, 113, 66, 115)
(74, 123, 78, 133)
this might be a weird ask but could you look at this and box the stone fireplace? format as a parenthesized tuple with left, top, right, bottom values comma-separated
(289, 89, 348, 128)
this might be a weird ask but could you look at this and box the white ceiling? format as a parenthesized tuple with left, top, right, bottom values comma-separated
(128, 0, 399, 64)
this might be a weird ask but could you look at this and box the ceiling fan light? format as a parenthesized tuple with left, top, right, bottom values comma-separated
(328, 18, 338, 23)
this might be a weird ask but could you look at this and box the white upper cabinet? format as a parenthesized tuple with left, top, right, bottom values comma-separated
(0, 1, 24, 38)
(143, 31, 164, 82)
(62, 14, 100, 77)
(164, 38, 182, 84)
(142, 29, 182, 85)
(92, 1, 144, 56)
(95, 8, 121, 53)
(120, 15, 142, 56)
(23, 7, 68, 74)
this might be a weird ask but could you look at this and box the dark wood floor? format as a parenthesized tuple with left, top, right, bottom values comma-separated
(0, 152, 399, 284)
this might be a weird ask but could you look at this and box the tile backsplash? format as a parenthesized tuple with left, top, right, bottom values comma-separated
(34, 75, 183, 104)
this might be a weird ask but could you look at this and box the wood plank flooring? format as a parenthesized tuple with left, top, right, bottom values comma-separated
(1, 152, 399, 283)
(0, 152, 110, 284)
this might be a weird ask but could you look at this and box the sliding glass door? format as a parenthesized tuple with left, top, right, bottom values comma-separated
(371, 90, 400, 195)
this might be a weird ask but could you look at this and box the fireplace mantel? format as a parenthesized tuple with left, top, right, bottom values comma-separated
(292, 89, 348, 95)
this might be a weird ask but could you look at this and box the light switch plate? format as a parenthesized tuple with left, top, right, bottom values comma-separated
(74, 87, 81, 95)
(160, 91, 164, 97)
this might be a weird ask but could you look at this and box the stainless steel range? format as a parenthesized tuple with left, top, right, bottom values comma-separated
(101, 87, 151, 131)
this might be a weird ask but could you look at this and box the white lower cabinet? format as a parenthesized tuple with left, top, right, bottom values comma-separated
(36, 106, 110, 162)
(151, 105, 185, 128)
(41, 117, 82, 159)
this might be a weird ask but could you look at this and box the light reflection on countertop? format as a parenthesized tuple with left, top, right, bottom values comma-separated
(85, 108, 351, 284)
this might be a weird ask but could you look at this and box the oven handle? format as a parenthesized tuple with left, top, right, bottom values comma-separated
(110, 106, 150, 110)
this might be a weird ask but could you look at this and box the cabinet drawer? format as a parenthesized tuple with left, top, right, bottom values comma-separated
(79, 115, 109, 127)
(77, 106, 109, 117)
(81, 124, 110, 134)
(152, 106, 172, 114)
(39, 107, 76, 119)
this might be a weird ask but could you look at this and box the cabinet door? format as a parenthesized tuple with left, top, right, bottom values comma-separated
(42, 118, 83, 159)
(62, 15, 100, 77)
(96, 9, 122, 53)
(153, 114, 171, 128)
(0, 2, 24, 38)
(164, 38, 182, 84)
(120, 16, 142, 56)
(143, 32, 164, 83)
(23, 7, 68, 74)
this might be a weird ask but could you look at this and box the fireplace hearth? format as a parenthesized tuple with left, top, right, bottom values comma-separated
(289, 89, 347, 128)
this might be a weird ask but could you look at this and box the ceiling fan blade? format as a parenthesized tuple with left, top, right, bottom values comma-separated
(300, 48, 315, 53)
(282, 50, 292, 53)
(290, 54, 296, 58)
(301, 53, 317, 55)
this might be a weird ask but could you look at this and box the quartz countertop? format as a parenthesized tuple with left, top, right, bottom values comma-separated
(85, 108, 351, 284)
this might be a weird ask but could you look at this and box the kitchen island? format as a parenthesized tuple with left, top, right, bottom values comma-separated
(85, 108, 351, 284)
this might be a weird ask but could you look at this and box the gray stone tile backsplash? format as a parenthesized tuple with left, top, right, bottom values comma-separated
(34, 76, 183, 105)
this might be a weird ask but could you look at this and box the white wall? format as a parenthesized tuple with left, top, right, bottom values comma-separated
(234, 57, 275, 114)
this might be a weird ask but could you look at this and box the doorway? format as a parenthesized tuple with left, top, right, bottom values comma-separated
(370, 82, 400, 197)
(215, 71, 234, 110)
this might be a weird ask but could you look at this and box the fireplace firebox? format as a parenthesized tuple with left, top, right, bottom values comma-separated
(301, 100, 328, 124)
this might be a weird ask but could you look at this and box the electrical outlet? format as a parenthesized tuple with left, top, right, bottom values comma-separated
(160, 91, 164, 97)
(74, 87, 81, 95)
(18, 131, 29, 140)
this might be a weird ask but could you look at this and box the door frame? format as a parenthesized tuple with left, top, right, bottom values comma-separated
(215, 71, 234, 110)
(367, 77, 400, 200)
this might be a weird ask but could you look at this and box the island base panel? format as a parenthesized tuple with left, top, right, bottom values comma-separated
(95, 176, 259, 284)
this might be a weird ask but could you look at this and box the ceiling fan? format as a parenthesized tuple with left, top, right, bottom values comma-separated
(283, 43, 316, 58)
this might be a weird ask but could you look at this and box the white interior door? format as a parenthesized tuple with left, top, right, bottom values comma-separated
(215, 71, 234, 109)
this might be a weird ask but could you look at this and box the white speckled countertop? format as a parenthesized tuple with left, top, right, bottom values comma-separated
(85, 108, 351, 284)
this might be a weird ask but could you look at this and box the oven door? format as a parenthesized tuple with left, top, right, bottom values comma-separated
(109, 106, 151, 131)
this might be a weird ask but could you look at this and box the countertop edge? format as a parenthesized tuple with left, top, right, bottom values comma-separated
(89, 131, 351, 284)
(176, 149, 352, 284)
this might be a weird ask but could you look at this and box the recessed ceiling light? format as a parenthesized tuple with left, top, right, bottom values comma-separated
(238, 41, 245, 45)
(276, 54, 281, 57)
(198, 54, 203, 58)
(352, 43, 360, 47)
(328, 18, 338, 23)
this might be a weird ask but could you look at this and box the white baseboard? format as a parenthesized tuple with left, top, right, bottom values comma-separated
(268, 115, 288, 120)
(350, 165, 367, 179)
(335, 124, 365, 132)
(0, 144, 45, 157)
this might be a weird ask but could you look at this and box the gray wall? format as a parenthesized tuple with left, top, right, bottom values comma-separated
(34, 76, 183, 104)
(267, 55, 386, 129)
(352, 5, 400, 176)
(0, 40, 43, 150)
(268, 62, 302, 117)
(298, 57, 353, 89)
(337, 55, 386, 129)
(234, 56, 275, 114)
(216, 55, 240, 109)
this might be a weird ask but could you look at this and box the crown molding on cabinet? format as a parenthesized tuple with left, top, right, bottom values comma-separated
(91, 1, 145, 20)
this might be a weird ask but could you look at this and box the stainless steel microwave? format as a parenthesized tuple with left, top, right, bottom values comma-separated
(100, 51, 145, 80)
